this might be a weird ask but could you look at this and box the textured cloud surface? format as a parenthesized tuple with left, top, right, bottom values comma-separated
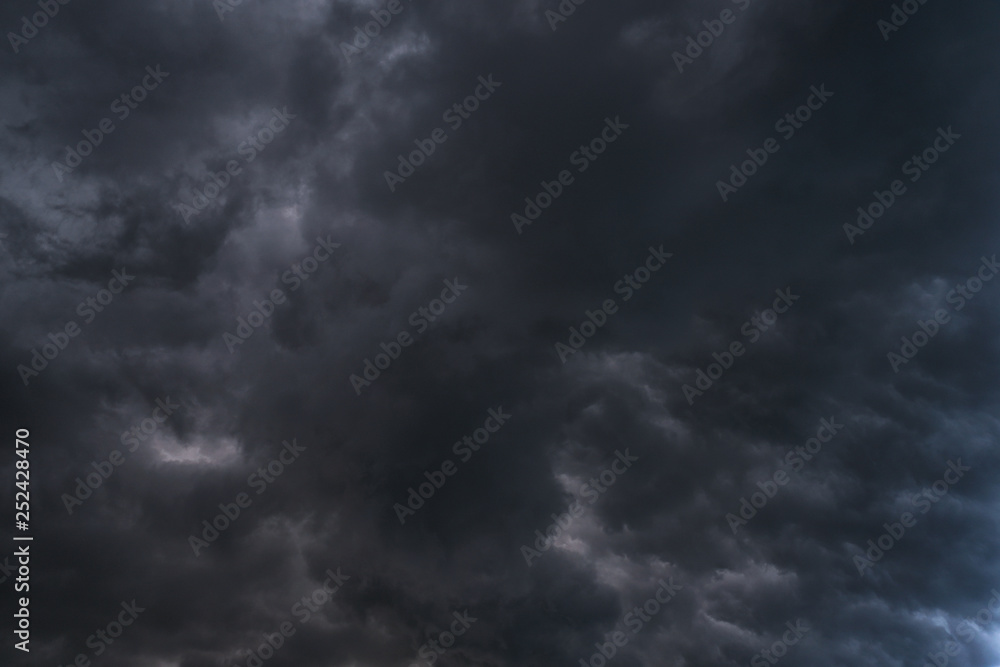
(2, 1, 1000, 666)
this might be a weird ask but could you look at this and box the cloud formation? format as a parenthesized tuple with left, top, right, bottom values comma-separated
(2, 0, 1000, 666)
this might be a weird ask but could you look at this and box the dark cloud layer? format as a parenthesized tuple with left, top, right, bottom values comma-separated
(2, 0, 1000, 666)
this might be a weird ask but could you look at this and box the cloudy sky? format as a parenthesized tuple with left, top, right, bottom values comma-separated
(2, 0, 1000, 665)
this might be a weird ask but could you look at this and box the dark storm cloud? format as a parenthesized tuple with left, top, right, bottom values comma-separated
(2, 0, 1000, 666)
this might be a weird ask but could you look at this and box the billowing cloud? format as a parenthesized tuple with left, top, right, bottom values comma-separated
(2, 1, 1000, 666)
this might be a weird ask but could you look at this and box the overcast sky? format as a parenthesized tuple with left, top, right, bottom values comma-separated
(2, 1, 1000, 666)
